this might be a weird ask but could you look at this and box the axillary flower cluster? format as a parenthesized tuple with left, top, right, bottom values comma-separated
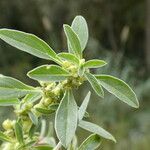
(1, 59, 85, 150)
(0, 16, 139, 150)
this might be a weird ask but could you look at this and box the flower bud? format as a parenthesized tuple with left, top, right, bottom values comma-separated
(2, 119, 13, 130)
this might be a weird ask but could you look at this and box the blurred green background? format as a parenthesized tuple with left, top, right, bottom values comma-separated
(0, 0, 150, 149)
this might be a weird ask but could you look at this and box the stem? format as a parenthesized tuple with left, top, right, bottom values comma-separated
(53, 142, 62, 150)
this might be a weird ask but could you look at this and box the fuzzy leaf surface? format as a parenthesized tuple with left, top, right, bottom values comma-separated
(0, 98, 19, 106)
(96, 75, 139, 108)
(57, 52, 79, 65)
(0, 75, 38, 99)
(28, 65, 70, 82)
(22, 93, 42, 103)
(78, 91, 91, 121)
(0, 29, 59, 63)
(64, 24, 82, 58)
(84, 72, 104, 98)
(28, 111, 38, 126)
(71, 16, 88, 51)
(55, 90, 78, 148)
(79, 120, 116, 142)
(78, 134, 101, 150)
(84, 59, 107, 69)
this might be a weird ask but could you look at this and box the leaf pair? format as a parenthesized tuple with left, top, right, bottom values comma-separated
(84, 72, 139, 108)
(55, 90, 115, 148)
(64, 16, 88, 58)
(78, 91, 116, 143)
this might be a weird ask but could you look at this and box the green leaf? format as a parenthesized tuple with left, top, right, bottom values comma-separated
(34, 145, 53, 150)
(96, 75, 139, 108)
(14, 121, 24, 144)
(84, 59, 107, 69)
(0, 131, 12, 142)
(84, 72, 104, 98)
(48, 103, 59, 110)
(79, 120, 116, 142)
(28, 111, 38, 126)
(55, 90, 78, 148)
(78, 91, 91, 121)
(78, 134, 101, 150)
(64, 24, 82, 58)
(0, 74, 39, 99)
(35, 107, 55, 115)
(0, 29, 60, 63)
(29, 124, 37, 139)
(57, 52, 79, 65)
(28, 65, 70, 82)
(22, 93, 42, 103)
(0, 98, 19, 106)
(71, 15, 88, 51)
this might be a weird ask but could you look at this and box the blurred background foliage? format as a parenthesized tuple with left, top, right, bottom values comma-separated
(0, 0, 150, 149)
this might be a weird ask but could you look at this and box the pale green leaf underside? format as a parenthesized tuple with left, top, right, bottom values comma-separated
(84, 72, 104, 98)
(0, 131, 12, 142)
(28, 65, 70, 82)
(78, 91, 91, 121)
(28, 111, 38, 126)
(71, 15, 89, 51)
(0, 74, 38, 99)
(64, 24, 82, 58)
(57, 52, 79, 65)
(0, 98, 19, 106)
(79, 120, 116, 142)
(84, 59, 107, 69)
(55, 90, 78, 148)
(0, 29, 60, 63)
(78, 134, 101, 150)
(96, 75, 139, 108)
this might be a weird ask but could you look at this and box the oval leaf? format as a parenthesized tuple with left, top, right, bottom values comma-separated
(0, 98, 19, 106)
(35, 107, 55, 115)
(29, 124, 37, 139)
(55, 90, 78, 148)
(22, 93, 42, 103)
(78, 91, 91, 121)
(71, 16, 88, 51)
(0, 74, 39, 99)
(57, 52, 79, 65)
(84, 72, 104, 98)
(27, 65, 70, 82)
(96, 75, 139, 108)
(14, 121, 24, 144)
(79, 120, 116, 142)
(78, 134, 101, 150)
(0, 29, 60, 63)
(64, 24, 82, 58)
(84, 59, 107, 69)
(0, 131, 12, 142)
